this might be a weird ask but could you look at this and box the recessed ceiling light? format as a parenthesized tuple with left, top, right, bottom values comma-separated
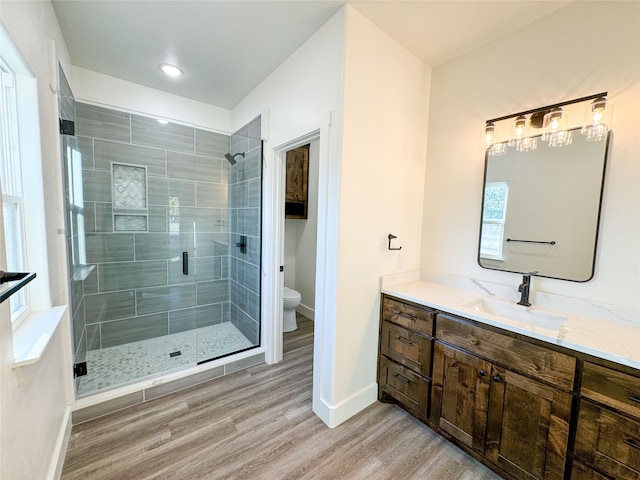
(157, 119, 169, 125)
(159, 63, 183, 78)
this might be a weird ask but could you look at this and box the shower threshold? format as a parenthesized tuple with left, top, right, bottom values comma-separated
(77, 322, 254, 397)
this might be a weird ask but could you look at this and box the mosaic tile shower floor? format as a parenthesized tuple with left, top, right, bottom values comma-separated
(77, 322, 254, 397)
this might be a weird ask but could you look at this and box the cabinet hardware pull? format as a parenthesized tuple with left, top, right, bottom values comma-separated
(479, 370, 486, 377)
(628, 395, 640, 404)
(395, 336, 413, 346)
(182, 251, 189, 275)
(492, 375, 502, 383)
(624, 438, 640, 451)
(395, 312, 417, 321)
(393, 373, 411, 385)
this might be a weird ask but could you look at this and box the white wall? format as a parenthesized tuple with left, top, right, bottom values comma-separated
(331, 6, 430, 419)
(236, 6, 430, 426)
(0, 1, 74, 478)
(235, 6, 430, 426)
(72, 67, 232, 132)
(421, 1, 640, 310)
(232, 8, 346, 425)
(284, 139, 319, 318)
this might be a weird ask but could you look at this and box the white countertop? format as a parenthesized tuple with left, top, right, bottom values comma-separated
(382, 280, 640, 371)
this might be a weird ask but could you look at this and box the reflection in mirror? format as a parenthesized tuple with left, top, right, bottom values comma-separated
(478, 128, 609, 282)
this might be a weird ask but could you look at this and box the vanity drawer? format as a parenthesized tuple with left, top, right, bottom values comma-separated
(380, 321, 432, 377)
(379, 356, 429, 420)
(575, 399, 640, 480)
(582, 362, 640, 419)
(382, 296, 434, 337)
(436, 313, 576, 390)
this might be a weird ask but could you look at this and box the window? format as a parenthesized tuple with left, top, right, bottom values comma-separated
(0, 58, 29, 321)
(480, 182, 509, 260)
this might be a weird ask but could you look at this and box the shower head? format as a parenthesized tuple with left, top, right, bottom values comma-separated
(224, 152, 245, 165)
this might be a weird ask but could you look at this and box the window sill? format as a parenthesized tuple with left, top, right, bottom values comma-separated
(12, 305, 67, 368)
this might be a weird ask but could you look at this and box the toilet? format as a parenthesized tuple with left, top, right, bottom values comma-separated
(283, 287, 302, 332)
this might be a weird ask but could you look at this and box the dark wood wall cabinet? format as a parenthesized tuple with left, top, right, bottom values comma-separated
(285, 144, 310, 219)
(378, 293, 640, 480)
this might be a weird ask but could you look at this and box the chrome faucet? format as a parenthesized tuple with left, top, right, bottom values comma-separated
(517, 271, 538, 307)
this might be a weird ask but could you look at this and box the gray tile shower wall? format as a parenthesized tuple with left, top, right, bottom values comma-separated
(73, 101, 233, 350)
(229, 116, 262, 345)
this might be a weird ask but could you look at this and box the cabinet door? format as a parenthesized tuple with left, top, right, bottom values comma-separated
(486, 366, 572, 480)
(430, 342, 491, 454)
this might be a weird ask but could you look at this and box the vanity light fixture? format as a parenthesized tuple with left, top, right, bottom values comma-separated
(542, 108, 572, 147)
(158, 63, 183, 78)
(508, 115, 537, 152)
(484, 121, 497, 146)
(582, 96, 613, 142)
(511, 115, 527, 141)
(484, 91, 610, 155)
(483, 122, 507, 156)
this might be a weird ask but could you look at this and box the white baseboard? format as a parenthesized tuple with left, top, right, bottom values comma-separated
(297, 303, 314, 321)
(312, 382, 378, 428)
(48, 406, 72, 480)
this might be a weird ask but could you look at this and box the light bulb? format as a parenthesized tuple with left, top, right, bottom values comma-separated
(509, 116, 531, 149)
(514, 117, 526, 137)
(542, 108, 569, 146)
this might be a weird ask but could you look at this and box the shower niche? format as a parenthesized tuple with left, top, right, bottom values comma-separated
(60, 87, 262, 397)
(111, 162, 149, 232)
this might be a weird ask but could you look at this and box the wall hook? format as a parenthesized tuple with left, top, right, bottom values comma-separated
(388, 234, 402, 251)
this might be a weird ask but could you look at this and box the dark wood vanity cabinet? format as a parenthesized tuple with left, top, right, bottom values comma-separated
(573, 362, 640, 480)
(431, 313, 574, 480)
(378, 295, 435, 421)
(378, 294, 640, 480)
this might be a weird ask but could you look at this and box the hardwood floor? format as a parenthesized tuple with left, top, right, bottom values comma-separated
(62, 316, 501, 479)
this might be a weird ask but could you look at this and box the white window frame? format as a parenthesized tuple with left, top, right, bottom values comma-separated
(480, 181, 509, 261)
(0, 59, 30, 323)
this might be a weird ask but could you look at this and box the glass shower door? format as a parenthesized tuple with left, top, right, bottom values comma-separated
(199, 121, 263, 362)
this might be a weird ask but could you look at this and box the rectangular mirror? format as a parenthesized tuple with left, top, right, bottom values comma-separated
(478, 127, 609, 282)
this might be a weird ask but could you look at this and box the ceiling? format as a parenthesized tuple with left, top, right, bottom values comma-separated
(52, 0, 571, 109)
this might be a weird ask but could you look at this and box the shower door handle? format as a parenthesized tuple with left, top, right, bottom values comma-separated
(182, 251, 188, 275)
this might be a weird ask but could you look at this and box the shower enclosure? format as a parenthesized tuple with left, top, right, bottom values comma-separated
(59, 70, 262, 397)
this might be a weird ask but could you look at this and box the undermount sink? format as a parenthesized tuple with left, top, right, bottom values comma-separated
(464, 297, 567, 330)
